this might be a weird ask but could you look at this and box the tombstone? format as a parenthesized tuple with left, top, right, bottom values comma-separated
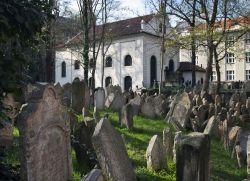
(92, 118, 136, 181)
(247, 135, 250, 178)
(73, 119, 96, 170)
(245, 81, 250, 92)
(176, 132, 210, 181)
(218, 107, 227, 122)
(246, 98, 250, 110)
(72, 79, 86, 113)
(146, 135, 166, 170)
(229, 126, 242, 146)
(95, 88, 105, 110)
(154, 95, 167, 117)
(129, 95, 142, 116)
(141, 96, 156, 119)
(223, 119, 229, 149)
(167, 92, 192, 129)
(110, 91, 125, 111)
(197, 105, 209, 123)
(81, 169, 105, 181)
(93, 107, 100, 123)
(204, 116, 219, 138)
(208, 103, 215, 119)
(18, 84, 72, 181)
(163, 128, 174, 159)
(195, 95, 203, 106)
(62, 83, 72, 107)
(215, 94, 221, 106)
(190, 116, 201, 132)
(173, 131, 182, 163)
(201, 91, 213, 103)
(121, 104, 134, 130)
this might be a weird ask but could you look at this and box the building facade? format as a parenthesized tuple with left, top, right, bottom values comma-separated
(55, 15, 180, 91)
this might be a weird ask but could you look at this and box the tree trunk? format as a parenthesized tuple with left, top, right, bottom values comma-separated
(202, 40, 213, 92)
(214, 49, 221, 94)
(191, 38, 196, 87)
(83, 0, 89, 84)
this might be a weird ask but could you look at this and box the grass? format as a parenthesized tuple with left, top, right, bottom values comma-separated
(99, 109, 176, 181)
(3, 109, 248, 181)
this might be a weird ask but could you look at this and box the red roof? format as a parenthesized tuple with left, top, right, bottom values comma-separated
(61, 14, 154, 47)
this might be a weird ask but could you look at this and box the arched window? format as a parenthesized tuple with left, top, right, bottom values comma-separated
(105, 56, 112, 67)
(105, 77, 112, 87)
(124, 55, 132, 66)
(74, 60, 80, 70)
(169, 59, 174, 72)
(61, 61, 66, 77)
(150, 56, 157, 87)
(124, 76, 132, 91)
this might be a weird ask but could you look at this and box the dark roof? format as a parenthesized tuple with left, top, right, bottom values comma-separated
(57, 14, 154, 48)
(178, 62, 206, 72)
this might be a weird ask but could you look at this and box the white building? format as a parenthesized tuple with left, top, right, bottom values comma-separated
(55, 14, 180, 91)
(179, 17, 250, 84)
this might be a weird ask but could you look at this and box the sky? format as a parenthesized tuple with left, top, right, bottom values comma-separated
(63, 0, 150, 18)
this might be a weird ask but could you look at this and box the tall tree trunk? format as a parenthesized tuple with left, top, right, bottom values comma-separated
(83, 0, 89, 84)
(91, 13, 96, 92)
(101, 0, 107, 88)
(203, 39, 213, 92)
(191, 37, 196, 87)
(214, 49, 221, 94)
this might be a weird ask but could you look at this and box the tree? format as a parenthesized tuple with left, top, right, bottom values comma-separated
(0, 0, 54, 118)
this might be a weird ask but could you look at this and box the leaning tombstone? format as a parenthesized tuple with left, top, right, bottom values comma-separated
(92, 118, 136, 181)
(176, 132, 210, 181)
(81, 169, 105, 181)
(146, 135, 166, 171)
(18, 84, 72, 181)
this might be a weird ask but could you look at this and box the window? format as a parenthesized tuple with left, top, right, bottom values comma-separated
(226, 35, 235, 47)
(226, 52, 235, 64)
(195, 56, 199, 65)
(124, 76, 132, 91)
(105, 56, 112, 67)
(226, 70, 235, 81)
(74, 60, 80, 70)
(245, 33, 250, 45)
(246, 52, 250, 63)
(211, 71, 217, 81)
(105, 77, 112, 87)
(124, 55, 132, 66)
(246, 70, 250, 80)
(61, 61, 66, 77)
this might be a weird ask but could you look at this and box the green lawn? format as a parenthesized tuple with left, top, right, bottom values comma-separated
(3, 109, 247, 181)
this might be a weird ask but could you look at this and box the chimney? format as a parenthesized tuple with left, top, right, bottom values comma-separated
(141, 19, 145, 30)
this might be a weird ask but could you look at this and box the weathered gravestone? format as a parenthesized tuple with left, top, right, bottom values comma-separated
(72, 79, 89, 113)
(129, 94, 142, 115)
(94, 88, 105, 110)
(173, 131, 182, 163)
(167, 92, 192, 129)
(121, 103, 134, 130)
(203, 116, 219, 138)
(92, 118, 137, 181)
(146, 135, 166, 171)
(62, 83, 72, 107)
(176, 132, 210, 181)
(81, 169, 105, 181)
(18, 84, 72, 181)
(163, 128, 174, 159)
(141, 96, 156, 119)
